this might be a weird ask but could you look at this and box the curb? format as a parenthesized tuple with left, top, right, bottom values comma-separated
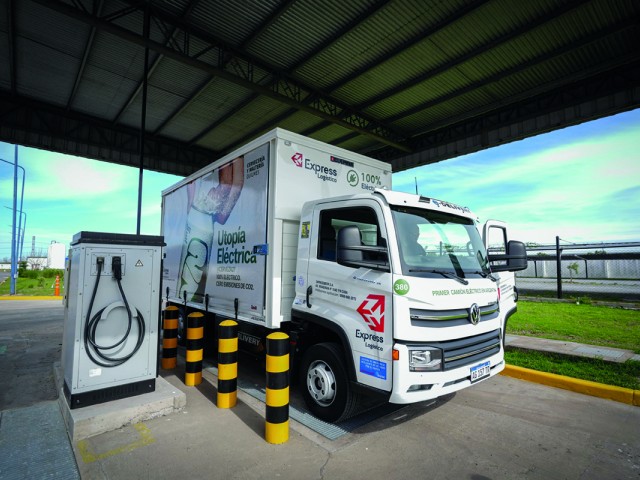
(501, 364, 640, 407)
(0, 296, 62, 301)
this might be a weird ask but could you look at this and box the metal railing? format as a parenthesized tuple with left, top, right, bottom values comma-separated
(512, 238, 640, 301)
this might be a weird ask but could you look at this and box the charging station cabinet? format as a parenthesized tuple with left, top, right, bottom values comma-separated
(62, 232, 164, 409)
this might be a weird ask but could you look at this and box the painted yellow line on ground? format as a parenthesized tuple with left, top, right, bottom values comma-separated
(0, 296, 62, 300)
(501, 365, 640, 407)
(77, 423, 155, 463)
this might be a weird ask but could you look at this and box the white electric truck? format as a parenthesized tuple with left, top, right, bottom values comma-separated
(161, 128, 527, 422)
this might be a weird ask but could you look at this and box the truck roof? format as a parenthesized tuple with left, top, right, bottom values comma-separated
(375, 189, 478, 221)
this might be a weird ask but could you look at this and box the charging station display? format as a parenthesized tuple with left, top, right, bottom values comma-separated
(61, 232, 164, 409)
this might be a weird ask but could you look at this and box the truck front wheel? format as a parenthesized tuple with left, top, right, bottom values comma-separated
(300, 343, 360, 422)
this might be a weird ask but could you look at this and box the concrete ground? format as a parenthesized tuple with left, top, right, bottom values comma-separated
(1, 299, 639, 479)
(68, 366, 640, 480)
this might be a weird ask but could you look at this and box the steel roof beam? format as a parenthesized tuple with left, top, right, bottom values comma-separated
(112, 0, 202, 126)
(0, 91, 213, 176)
(66, 1, 102, 111)
(214, 0, 392, 151)
(31, 0, 410, 152)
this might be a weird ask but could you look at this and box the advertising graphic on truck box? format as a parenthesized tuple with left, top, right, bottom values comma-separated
(162, 143, 270, 322)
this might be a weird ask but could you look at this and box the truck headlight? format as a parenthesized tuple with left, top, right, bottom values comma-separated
(409, 348, 442, 372)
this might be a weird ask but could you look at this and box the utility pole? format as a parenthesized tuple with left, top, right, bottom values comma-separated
(10, 146, 18, 294)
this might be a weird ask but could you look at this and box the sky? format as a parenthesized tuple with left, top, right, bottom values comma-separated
(1, 108, 639, 260)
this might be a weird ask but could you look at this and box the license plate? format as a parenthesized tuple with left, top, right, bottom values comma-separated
(470, 361, 490, 383)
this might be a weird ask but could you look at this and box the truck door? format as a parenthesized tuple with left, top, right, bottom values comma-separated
(305, 201, 393, 393)
(482, 220, 517, 334)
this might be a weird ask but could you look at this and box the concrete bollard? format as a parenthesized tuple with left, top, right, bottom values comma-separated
(265, 332, 289, 444)
(161, 306, 179, 369)
(184, 312, 204, 386)
(217, 320, 238, 408)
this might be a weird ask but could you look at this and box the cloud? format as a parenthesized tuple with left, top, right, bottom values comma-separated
(393, 109, 640, 244)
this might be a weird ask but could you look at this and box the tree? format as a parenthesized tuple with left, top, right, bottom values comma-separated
(567, 262, 579, 283)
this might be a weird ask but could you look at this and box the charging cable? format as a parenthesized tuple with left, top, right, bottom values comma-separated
(84, 256, 146, 368)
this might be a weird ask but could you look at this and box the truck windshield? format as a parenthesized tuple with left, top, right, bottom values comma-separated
(391, 206, 491, 280)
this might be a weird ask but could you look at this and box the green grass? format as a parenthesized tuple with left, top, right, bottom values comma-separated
(508, 300, 640, 353)
(0, 276, 64, 296)
(505, 348, 640, 390)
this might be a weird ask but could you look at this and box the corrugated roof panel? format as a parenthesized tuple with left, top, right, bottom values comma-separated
(104, 1, 144, 36)
(188, 0, 282, 48)
(13, 1, 92, 106)
(307, 123, 356, 144)
(390, 88, 494, 133)
(157, 0, 192, 17)
(117, 85, 187, 132)
(246, 0, 381, 71)
(330, 0, 554, 110)
(149, 57, 211, 100)
(0, 28, 9, 90)
(17, 1, 90, 59)
(72, 63, 139, 120)
(274, 112, 330, 135)
(338, 134, 384, 155)
(16, 37, 78, 106)
(361, 67, 473, 120)
(160, 78, 251, 141)
(294, 0, 461, 89)
(195, 96, 293, 150)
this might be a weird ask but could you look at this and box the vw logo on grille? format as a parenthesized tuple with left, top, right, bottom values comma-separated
(469, 303, 480, 325)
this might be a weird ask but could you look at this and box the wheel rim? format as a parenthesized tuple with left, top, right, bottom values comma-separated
(306, 359, 337, 407)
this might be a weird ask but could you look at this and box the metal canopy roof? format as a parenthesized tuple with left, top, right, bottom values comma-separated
(1, 0, 639, 177)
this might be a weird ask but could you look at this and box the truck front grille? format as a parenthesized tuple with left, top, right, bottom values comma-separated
(410, 302, 499, 328)
(431, 329, 502, 371)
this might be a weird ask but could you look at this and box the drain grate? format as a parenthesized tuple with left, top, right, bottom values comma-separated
(204, 366, 406, 440)
(0, 401, 79, 480)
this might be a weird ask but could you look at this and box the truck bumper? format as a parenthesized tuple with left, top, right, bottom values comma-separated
(388, 344, 505, 404)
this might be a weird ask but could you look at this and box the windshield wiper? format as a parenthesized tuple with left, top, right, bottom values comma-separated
(409, 269, 469, 285)
(472, 270, 498, 282)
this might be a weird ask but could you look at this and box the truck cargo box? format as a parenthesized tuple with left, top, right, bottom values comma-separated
(161, 128, 391, 329)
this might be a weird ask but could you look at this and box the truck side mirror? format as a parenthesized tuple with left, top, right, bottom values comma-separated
(337, 226, 363, 264)
(336, 226, 390, 272)
(489, 240, 528, 272)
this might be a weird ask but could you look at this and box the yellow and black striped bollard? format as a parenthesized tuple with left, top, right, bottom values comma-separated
(184, 312, 204, 386)
(217, 320, 238, 408)
(265, 332, 289, 444)
(161, 306, 179, 369)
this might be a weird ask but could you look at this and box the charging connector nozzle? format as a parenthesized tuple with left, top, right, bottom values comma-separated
(112, 256, 122, 280)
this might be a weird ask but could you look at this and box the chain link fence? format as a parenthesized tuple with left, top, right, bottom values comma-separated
(513, 239, 640, 302)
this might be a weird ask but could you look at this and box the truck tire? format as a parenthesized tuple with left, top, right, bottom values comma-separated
(300, 342, 360, 423)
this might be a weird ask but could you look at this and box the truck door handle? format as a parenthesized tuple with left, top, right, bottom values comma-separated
(306, 286, 312, 308)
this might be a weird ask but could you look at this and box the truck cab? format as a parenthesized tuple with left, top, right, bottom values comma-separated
(292, 189, 526, 421)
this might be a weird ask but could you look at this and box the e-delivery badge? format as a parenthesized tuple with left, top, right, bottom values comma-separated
(291, 152, 337, 183)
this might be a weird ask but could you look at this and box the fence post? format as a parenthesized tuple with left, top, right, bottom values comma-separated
(556, 236, 563, 299)
(185, 312, 204, 386)
(217, 320, 238, 408)
(265, 332, 289, 444)
(161, 306, 179, 369)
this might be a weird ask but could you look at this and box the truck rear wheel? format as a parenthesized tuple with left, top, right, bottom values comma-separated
(300, 342, 360, 423)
